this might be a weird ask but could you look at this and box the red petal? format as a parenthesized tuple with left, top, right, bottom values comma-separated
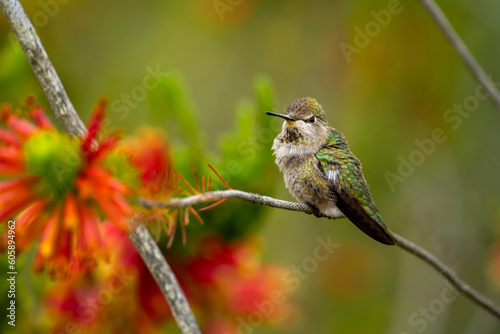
(0, 129, 21, 147)
(81, 98, 107, 156)
(94, 193, 130, 231)
(86, 133, 119, 164)
(0, 147, 23, 165)
(0, 185, 33, 221)
(41, 228, 74, 279)
(111, 194, 132, 217)
(39, 209, 61, 258)
(17, 203, 48, 250)
(17, 199, 47, 233)
(5, 114, 37, 138)
(0, 162, 24, 175)
(31, 108, 54, 130)
(0, 179, 27, 193)
(78, 204, 103, 250)
(63, 193, 79, 230)
(87, 166, 128, 193)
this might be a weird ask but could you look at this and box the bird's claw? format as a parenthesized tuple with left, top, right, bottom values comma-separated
(307, 203, 322, 218)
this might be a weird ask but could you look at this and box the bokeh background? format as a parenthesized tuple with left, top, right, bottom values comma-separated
(1, 0, 500, 333)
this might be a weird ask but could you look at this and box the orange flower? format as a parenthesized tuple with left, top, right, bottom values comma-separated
(123, 129, 222, 246)
(124, 129, 179, 200)
(44, 222, 153, 334)
(122, 128, 231, 247)
(0, 98, 133, 278)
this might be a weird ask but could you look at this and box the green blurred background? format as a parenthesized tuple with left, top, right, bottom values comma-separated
(2, 0, 500, 333)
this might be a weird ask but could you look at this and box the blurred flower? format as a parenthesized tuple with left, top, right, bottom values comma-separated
(45, 221, 159, 334)
(179, 236, 296, 332)
(122, 128, 181, 244)
(0, 97, 133, 278)
(123, 128, 228, 246)
(488, 231, 500, 288)
(44, 227, 295, 333)
(489, 244, 500, 285)
(487, 213, 500, 287)
(196, 0, 258, 25)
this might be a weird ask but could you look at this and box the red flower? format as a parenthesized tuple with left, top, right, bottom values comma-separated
(44, 230, 296, 333)
(0, 98, 133, 278)
(122, 128, 231, 246)
(179, 237, 296, 332)
(44, 221, 168, 334)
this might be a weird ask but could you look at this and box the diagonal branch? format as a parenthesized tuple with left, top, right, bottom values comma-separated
(138, 189, 345, 219)
(129, 224, 201, 333)
(0, 0, 87, 137)
(418, 0, 500, 112)
(393, 232, 500, 319)
(139, 190, 500, 320)
(0, 1, 201, 333)
(4, 0, 500, 326)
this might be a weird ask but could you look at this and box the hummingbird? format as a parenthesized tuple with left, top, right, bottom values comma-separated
(266, 97, 396, 245)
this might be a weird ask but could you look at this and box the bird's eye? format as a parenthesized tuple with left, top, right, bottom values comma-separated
(308, 116, 316, 123)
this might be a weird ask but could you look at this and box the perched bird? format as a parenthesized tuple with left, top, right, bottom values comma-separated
(266, 97, 396, 245)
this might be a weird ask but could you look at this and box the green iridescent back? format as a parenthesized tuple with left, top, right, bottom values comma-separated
(316, 128, 388, 230)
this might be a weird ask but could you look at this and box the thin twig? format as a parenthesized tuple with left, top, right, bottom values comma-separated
(4, 0, 500, 325)
(393, 232, 500, 319)
(140, 189, 500, 320)
(418, 0, 500, 112)
(0, 1, 201, 333)
(129, 224, 201, 334)
(138, 189, 345, 219)
(0, 0, 87, 137)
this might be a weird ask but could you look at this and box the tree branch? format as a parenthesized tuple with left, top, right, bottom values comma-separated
(129, 224, 201, 334)
(139, 189, 500, 320)
(4, 0, 500, 326)
(138, 189, 345, 219)
(0, 0, 87, 137)
(418, 0, 500, 112)
(0, 1, 201, 333)
(393, 232, 500, 319)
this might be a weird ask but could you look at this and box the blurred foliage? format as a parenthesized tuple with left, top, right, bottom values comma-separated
(2, 0, 500, 333)
(149, 73, 279, 252)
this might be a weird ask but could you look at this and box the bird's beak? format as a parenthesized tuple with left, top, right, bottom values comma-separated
(265, 111, 297, 122)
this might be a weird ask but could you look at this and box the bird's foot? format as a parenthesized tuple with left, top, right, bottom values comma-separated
(307, 203, 322, 218)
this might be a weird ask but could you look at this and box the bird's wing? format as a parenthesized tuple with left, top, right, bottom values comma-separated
(316, 130, 396, 245)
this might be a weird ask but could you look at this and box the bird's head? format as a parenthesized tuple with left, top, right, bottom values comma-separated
(266, 97, 329, 146)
